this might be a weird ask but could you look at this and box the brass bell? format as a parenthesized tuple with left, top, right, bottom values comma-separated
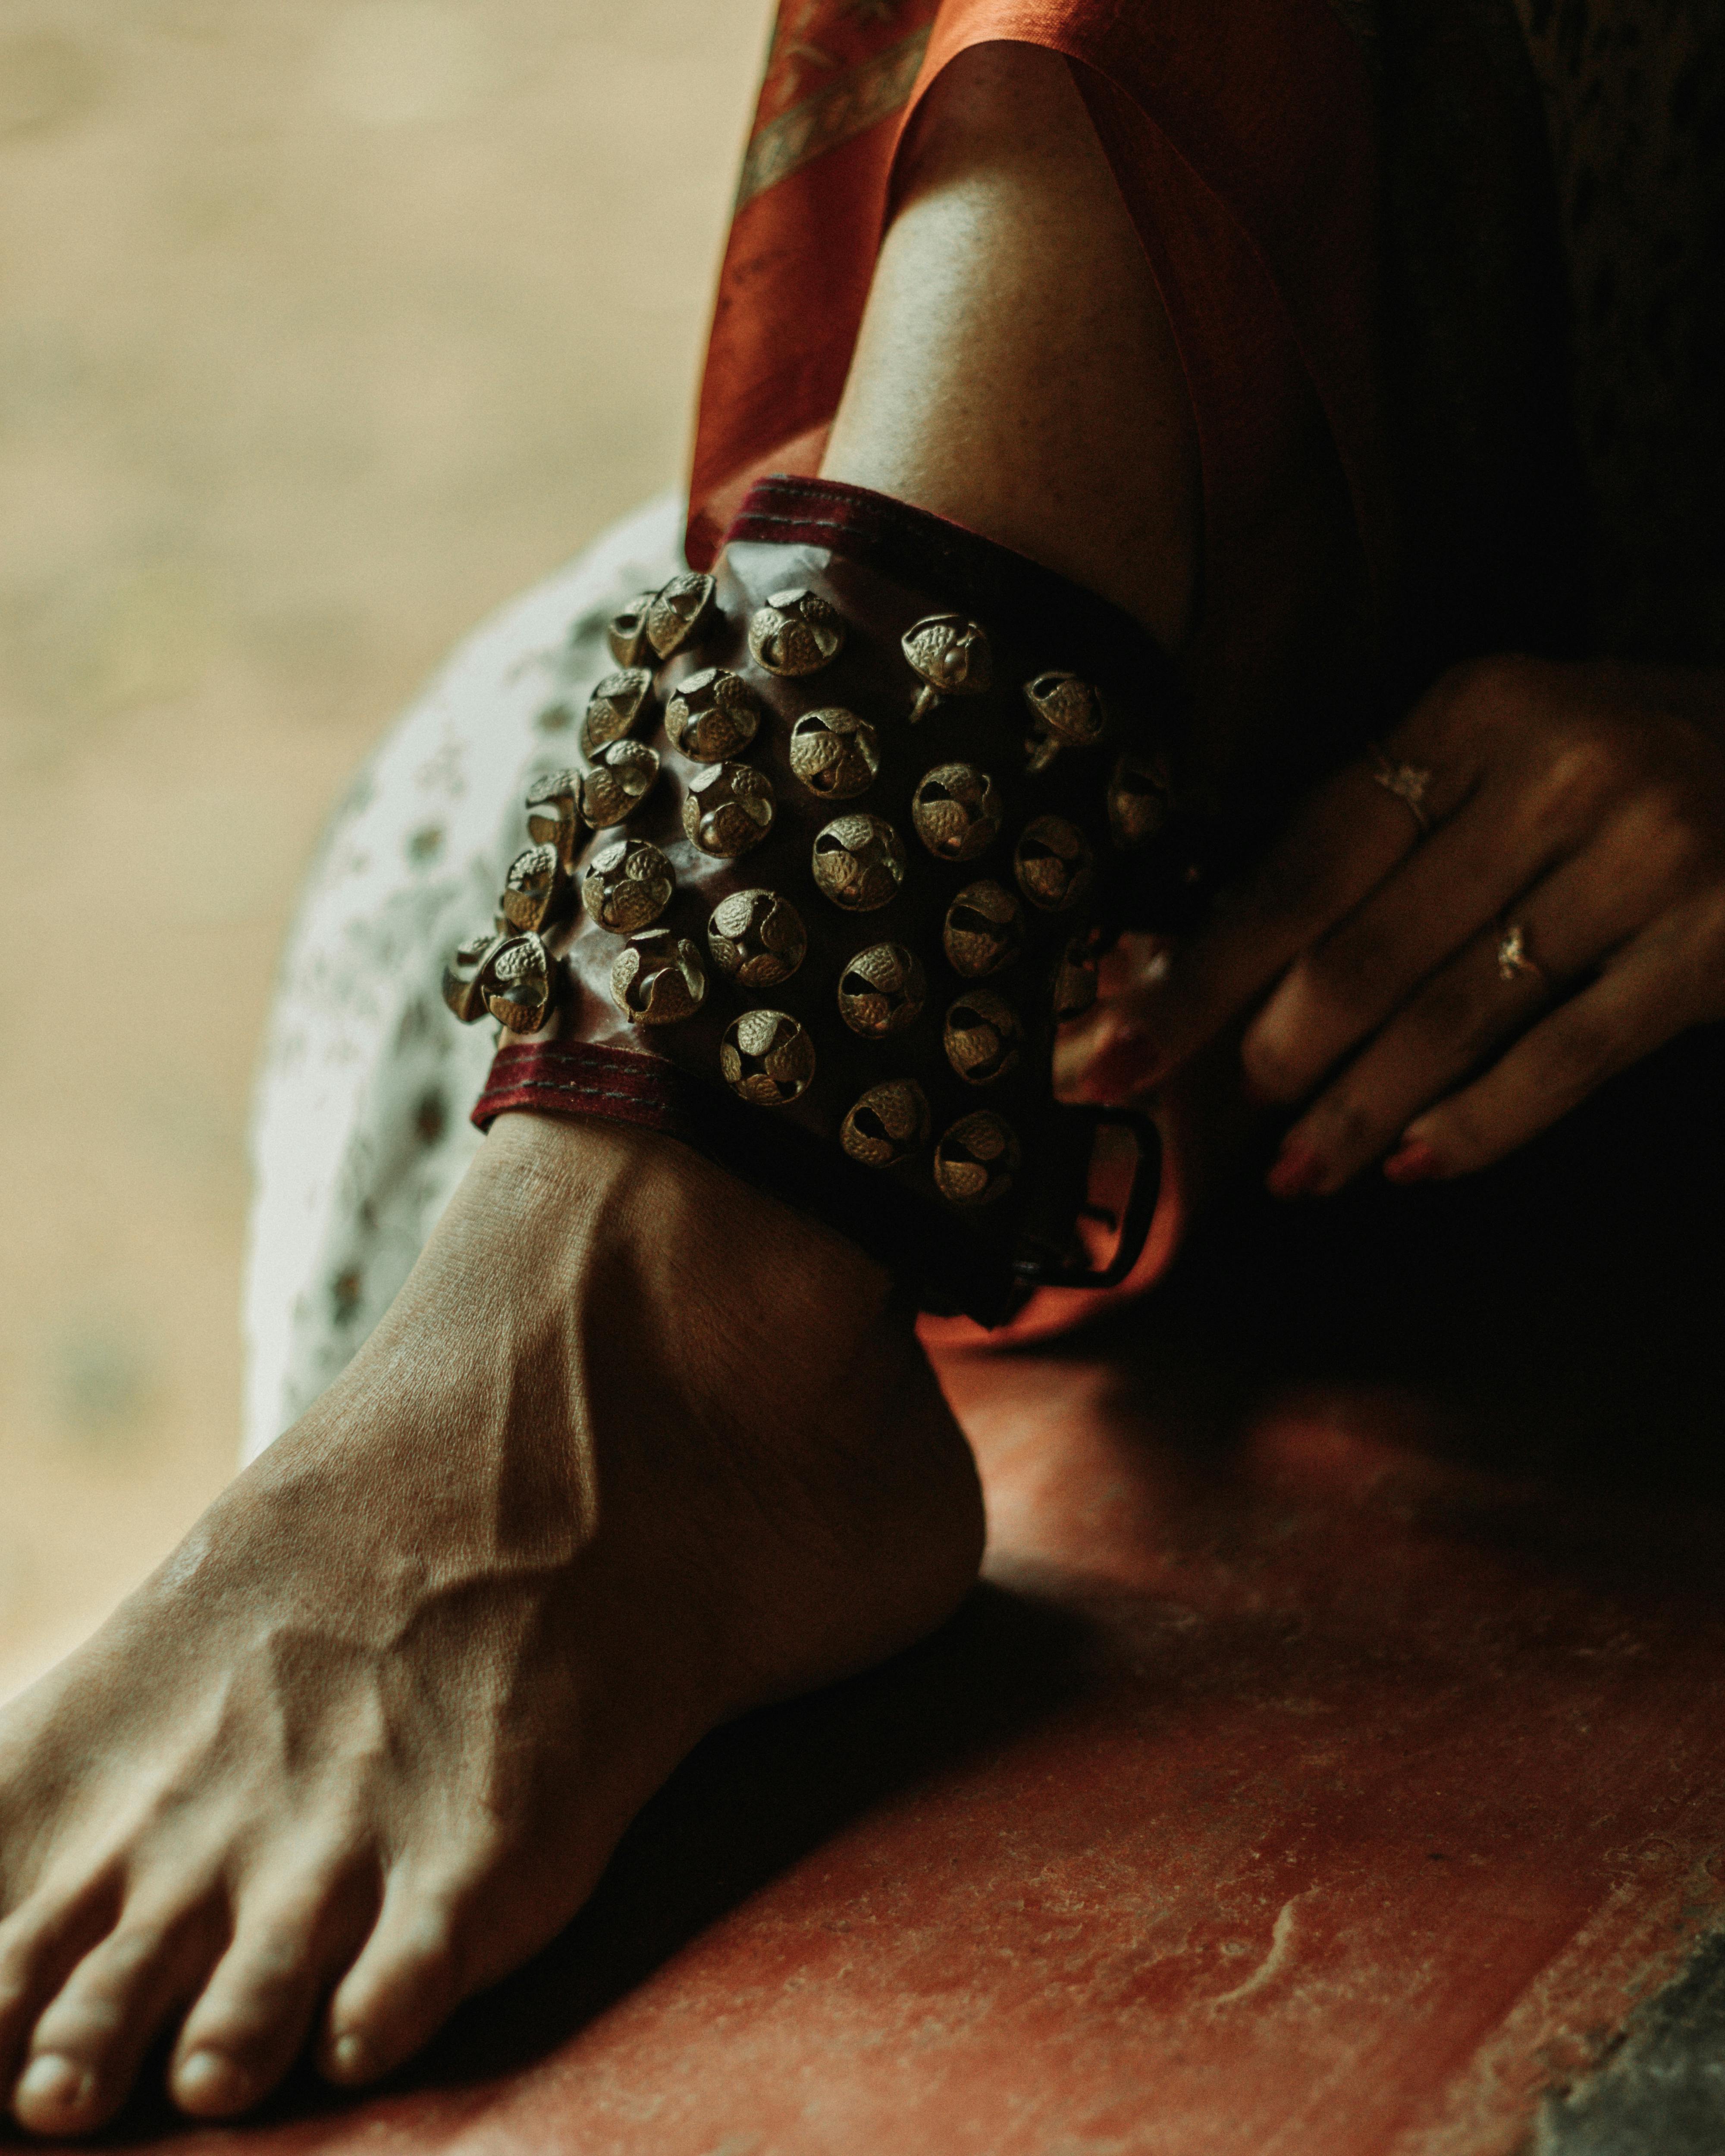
(747, 586, 845, 677)
(1053, 938, 1099, 1021)
(944, 987, 1022, 1085)
(706, 889, 806, 987)
(607, 591, 659, 668)
(581, 668, 656, 757)
(441, 930, 507, 1024)
(665, 667, 761, 761)
(1023, 670, 1106, 772)
(580, 837, 674, 934)
(789, 708, 879, 799)
(912, 763, 1004, 862)
(524, 768, 583, 867)
(837, 943, 926, 1037)
(934, 1111, 1021, 1206)
(841, 1080, 930, 1168)
(1014, 815, 1093, 911)
(609, 932, 706, 1025)
(485, 932, 556, 1033)
(645, 572, 718, 661)
(501, 842, 568, 934)
(1107, 749, 1174, 847)
(903, 614, 991, 722)
(581, 740, 660, 827)
(682, 761, 775, 857)
(943, 880, 1023, 978)
(721, 1009, 816, 1106)
(812, 814, 907, 911)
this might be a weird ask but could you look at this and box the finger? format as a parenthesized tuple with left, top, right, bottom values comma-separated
(1265, 914, 1553, 1197)
(1091, 743, 1480, 1094)
(1390, 893, 1725, 1179)
(1241, 762, 1592, 1106)
(1267, 820, 1700, 1196)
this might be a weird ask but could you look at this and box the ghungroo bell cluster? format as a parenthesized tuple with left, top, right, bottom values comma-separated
(448, 473, 1186, 1300)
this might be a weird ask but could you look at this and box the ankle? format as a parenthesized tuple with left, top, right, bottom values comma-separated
(434, 1112, 980, 1716)
(473, 1109, 899, 1366)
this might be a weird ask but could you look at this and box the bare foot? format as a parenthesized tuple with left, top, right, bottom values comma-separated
(0, 1114, 983, 2135)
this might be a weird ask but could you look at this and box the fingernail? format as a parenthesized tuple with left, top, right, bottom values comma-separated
(328, 2031, 372, 2084)
(175, 2049, 249, 2114)
(1383, 1139, 1440, 1185)
(1267, 1141, 1326, 1200)
(16, 2053, 94, 2120)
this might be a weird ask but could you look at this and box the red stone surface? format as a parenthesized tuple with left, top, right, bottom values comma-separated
(68, 1265, 1725, 2156)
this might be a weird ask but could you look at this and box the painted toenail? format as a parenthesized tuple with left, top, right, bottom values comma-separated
(329, 2031, 371, 2082)
(16, 2052, 94, 2118)
(175, 2049, 248, 2112)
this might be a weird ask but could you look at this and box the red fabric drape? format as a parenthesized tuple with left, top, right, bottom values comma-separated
(688, 0, 1389, 646)
(687, 0, 943, 569)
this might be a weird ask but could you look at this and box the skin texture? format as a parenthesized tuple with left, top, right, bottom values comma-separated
(1085, 660, 1725, 1191)
(0, 41, 1199, 2137)
(0, 1119, 983, 2132)
(822, 42, 1201, 652)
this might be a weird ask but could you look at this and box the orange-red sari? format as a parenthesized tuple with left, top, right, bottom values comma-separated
(687, 1, 1389, 763)
(687, 0, 1585, 758)
(691, 0, 1387, 567)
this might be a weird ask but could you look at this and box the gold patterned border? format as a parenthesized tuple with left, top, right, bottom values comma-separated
(735, 24, 933, 210)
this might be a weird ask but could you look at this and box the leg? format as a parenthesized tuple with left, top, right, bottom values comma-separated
(824, 42, 1201, 652)
(0, 1118, 977, 2129)
(0, 45, 1194, 2136)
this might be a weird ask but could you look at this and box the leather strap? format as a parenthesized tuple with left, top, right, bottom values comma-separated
(460, 476, 1194, 1326)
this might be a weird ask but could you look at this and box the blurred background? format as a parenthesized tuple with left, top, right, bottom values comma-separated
(0, 0, 771, 1696)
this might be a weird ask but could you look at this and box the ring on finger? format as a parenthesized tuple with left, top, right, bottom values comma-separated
(1496, 919, 1547, 988)
(1370, 746, 1436, 834)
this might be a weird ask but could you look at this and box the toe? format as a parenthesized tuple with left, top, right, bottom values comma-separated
(0, 1889, 116, 2096)
(170, 1874, 375, 2119)
(12, 2053, 97, 2138)
(319, 1884, 470, 2087)
(13, 1898, 223, 2135)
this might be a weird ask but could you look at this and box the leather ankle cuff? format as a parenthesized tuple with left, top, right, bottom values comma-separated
(455, 476, 1198, 1326)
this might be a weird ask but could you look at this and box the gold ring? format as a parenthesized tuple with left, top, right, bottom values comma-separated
(1371, 747, 1434, 834)
(1496, 921, 1545, 986)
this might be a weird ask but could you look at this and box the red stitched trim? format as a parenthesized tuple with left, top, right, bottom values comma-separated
(476, 1081, 678, 1135)
(475, 1040, 688, 1136)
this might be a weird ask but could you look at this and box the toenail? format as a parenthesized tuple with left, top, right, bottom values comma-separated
(328, 2031, 371, 2083)
(16, 2052, 94, 2119)
(175, 2049, 248, 2114)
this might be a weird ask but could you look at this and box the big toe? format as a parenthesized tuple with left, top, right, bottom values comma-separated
(12, 1896, 223, 2135)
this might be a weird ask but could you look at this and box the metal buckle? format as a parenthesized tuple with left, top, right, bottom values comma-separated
(1013, 1104, 1162, 1292)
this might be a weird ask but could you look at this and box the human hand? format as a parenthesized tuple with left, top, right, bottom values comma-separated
(1082, 657, 1725, 1194)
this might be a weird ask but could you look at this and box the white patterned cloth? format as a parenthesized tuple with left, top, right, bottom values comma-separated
(241, 495, 686, 1464)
